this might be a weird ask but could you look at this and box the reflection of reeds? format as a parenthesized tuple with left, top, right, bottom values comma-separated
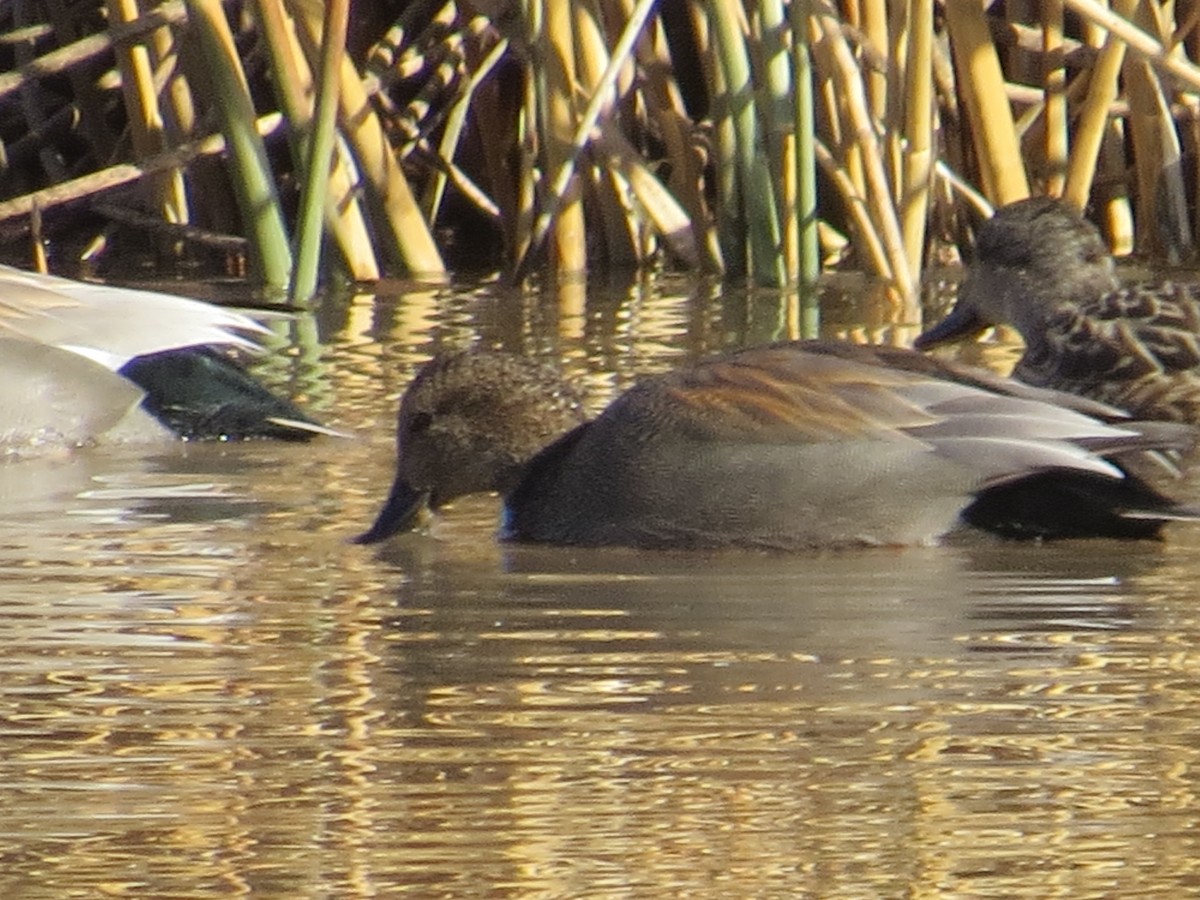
(3, 3, 1200, 311)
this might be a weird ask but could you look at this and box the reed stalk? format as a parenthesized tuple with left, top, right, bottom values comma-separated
(12, 3, 1200, 297)
(791, 0, 820, 337)
(21, 5, 113, 164)
(421, 23, 504, 227)
(1064, 0, 1200, 93)
(515, 43, 539, 268)
(0, 114, 286, 225)
(1042, 2, 1068, 194)
(813, 138, 890, 281)
(814, 8, 912, 309)
(593, 128, 699, 268)
(758, 0, 795, 283)
(183, 0, 292, 290)
(254, 0, 379, 282)
(706, 3, 742, 278)
(511, 0, 660, 283)
(820, 11, 865, 215)
(536, 0, 587, 274)
(290, 0, 350, 303)
(1062, 0, 1137, 209)
(573, 0, 638, 268)
(146, 8, 196, 141)
(943, 1, 1029, 204)
(390, 13, 480, 165)
(632, 4, 722, 272)
(858, 0, 889, 123)
(106, 0, 188, 227)
(899, 0, 933, 287)
(709, 0, 784, 286)
(1126, 1, 1190, 260)
(291, 2, 445, 276)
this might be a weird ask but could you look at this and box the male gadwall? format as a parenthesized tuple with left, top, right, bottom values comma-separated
(355, 343, 1199, 550)
(0, 265, 327, 450)
(915, 195, 1200, 422)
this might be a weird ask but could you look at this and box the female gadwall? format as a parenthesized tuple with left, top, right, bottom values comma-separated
(355, 342, 1199, 550)
(0, 265, 326, 449)
(915, 196, 1200, 422)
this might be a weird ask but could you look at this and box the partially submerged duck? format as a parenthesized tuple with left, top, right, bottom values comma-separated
(0, 265, 329, 452)
(355, 343, 1200, 550)
(915, 195, 1200, 423)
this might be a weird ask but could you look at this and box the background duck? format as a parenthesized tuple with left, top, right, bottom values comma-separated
(915, 195, 1200, 423)
(0, 265, 328, 453)
(355, 343, 1200, 550)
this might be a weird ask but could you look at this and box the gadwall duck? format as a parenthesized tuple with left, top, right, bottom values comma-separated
(915, 196, 1200, 423)
(0, 265, 328, 450)
(354, 343, 1199, 550)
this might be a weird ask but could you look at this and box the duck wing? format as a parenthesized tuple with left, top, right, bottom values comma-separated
(615, 342, 1133, 485)
(0, 265, 265, 369)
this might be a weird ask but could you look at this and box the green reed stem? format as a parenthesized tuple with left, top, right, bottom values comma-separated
(791, 0, 819, 336)
(254, 0, 379, 282)
(184, 0, 292, 291)
(709, 0, 785, 286)
(291, 0, 350, 303)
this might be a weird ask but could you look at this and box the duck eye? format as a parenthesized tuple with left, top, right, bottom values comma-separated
(408, 411, 433, 435)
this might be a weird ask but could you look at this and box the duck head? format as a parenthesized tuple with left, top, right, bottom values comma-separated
(354, 351, 588, 544)
(915, 196, 1119, 350)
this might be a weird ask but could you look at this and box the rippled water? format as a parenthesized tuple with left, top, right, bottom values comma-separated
(2, 274, 1200, 897)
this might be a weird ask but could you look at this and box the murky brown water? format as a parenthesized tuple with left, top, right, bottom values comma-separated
(2, 274, 1200, 897)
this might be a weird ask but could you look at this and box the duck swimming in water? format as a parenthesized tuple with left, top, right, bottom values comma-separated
(915, 196, 1200, 424)
(355, 342, 1200, 550)
(0, 265, 328, 451)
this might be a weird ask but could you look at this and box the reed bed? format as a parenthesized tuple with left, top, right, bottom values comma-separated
(0, 1, 1198, 317)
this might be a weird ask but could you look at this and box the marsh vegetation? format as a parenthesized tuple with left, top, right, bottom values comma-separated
(0, 1, 1197, 323)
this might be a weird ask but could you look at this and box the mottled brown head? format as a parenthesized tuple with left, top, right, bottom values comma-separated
(916, 197, 1118, 349)
(354, 351, 588, 544)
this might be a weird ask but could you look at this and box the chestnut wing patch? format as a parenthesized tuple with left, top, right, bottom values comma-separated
(624, 347, 941, 444)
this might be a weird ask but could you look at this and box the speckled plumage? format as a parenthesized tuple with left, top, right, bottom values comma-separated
(916, 196, 1200, 423)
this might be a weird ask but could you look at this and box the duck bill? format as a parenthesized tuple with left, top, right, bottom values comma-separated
(352, 475, 430, 544)
(913, 305, 985, 350)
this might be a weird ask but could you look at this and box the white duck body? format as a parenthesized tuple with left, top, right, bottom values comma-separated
(0, 265, 313, 454)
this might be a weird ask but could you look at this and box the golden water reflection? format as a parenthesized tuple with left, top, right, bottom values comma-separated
(0, 274, 1199, 897)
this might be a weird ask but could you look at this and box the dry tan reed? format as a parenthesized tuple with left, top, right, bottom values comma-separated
(0, 1, 1196, 310)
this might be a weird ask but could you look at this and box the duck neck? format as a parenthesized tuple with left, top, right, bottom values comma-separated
(494, 457, 534, 496)
(1004, 267, 1113, 352)
(1005, 287, 1056, 349)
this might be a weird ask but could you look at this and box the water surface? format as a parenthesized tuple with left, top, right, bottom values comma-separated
(2, 275, 1199, 897)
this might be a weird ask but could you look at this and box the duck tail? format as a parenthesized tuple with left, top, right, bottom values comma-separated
(118, 346, 331, 442)
(963, 467, 1197, 540)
